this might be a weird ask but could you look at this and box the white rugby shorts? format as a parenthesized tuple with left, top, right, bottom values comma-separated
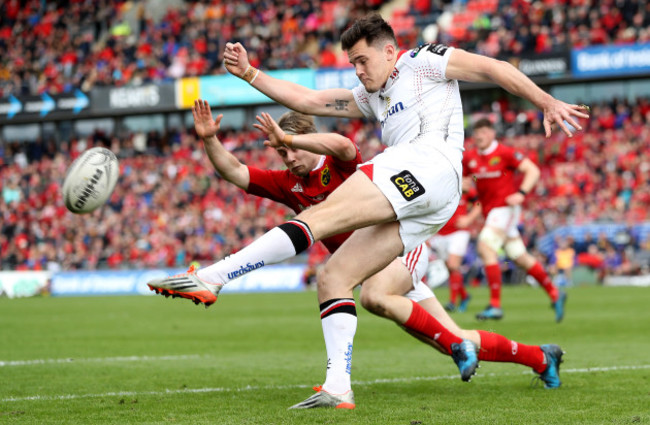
(400, 242, 435, 302)
(360, 142, 462, 254)
(484, 205, 522, 239)
(428, 230, 471, 260)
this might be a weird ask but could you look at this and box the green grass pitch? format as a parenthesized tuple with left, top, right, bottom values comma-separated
(1, 285, 649, 424)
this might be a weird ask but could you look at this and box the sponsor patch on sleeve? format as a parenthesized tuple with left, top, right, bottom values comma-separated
(390, 170, 426, 201)
(426, 44, 449, 56)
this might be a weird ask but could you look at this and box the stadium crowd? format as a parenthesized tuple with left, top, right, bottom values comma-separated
(0, 0, 380, 97)
(409, 0, 650, 57)
(2, 0, 650, 97)
(1, 98, 649, 277)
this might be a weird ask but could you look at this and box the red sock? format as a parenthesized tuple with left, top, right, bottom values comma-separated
(457, 274, 468, 300)
(527, 262, 559, 302)
(403, 300, 462, 354)
(477, 330, 546, 373)
(484, 264, 502, 308)
(448, 270, 463, 304)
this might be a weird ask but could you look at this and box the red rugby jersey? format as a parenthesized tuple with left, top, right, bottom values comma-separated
(462, 141, 525, 216)
(246, 148, 362, 253)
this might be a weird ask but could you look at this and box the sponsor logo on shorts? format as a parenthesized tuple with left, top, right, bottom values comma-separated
(321, 164, 331, 186)
(390, 170, 426, 201)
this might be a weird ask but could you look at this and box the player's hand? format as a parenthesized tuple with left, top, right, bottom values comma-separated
(253, 112, 286, 148)
(456, 215, 472, 229)
(542, 101, 590, 138)
(223, 42, 251, 78)
(192, 99, 222, 139)
(505, 192, 525, 206)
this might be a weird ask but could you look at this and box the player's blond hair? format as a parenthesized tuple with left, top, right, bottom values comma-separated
(278, 111, 317, 135)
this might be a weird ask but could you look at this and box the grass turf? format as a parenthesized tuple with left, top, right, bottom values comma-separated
(1, 285, 649, 424)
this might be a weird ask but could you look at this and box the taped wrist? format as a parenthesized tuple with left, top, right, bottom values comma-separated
(241, 65, 260, 84)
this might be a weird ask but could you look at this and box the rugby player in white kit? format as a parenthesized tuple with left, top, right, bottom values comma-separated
(148, 13, 589, 408)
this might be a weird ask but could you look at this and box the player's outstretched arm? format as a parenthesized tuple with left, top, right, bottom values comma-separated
(223, 42, 363, 119)
(253, 112, 358, 161)
(445, 49, 590, 138)
(193, 99, 250, 190)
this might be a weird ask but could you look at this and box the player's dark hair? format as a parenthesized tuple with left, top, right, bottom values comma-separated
(278, 111, 317, 135)
(473, 118, 494, 130)
(341, 13, 397, 51)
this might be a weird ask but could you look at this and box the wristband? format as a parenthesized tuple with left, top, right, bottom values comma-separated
(241, 65, 259, 84)
(518, 189, 528, 196)
(282, 134, 294, 147)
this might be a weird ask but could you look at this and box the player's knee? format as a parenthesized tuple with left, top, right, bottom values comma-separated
(359, 288, 385, 315)
(315, 266, 330, 294)
(478, 227, 504, 254)
(445, 258, 461, 272)
(504, 238, 527, 260)
(316, 263, 349, 297)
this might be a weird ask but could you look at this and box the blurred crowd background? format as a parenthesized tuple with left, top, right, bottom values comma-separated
(1, 0, 649, 287)
(2, 0, 649, 96)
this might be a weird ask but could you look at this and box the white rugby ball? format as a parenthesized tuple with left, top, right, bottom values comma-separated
(62, 147, 119, 214)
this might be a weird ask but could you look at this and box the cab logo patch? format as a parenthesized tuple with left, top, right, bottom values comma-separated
(321, 165, 331, 186)
(391, 170, 425, 201)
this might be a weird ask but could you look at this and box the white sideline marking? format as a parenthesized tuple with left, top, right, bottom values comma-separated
(2, 364, 649, 403)
(0, 354, 204, 367)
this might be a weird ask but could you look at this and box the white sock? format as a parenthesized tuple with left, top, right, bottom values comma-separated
(320, 299, 357, 394)
(197, 226, 298, 285)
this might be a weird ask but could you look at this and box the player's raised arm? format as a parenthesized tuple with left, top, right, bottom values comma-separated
(445, 49, 590, 138)
(223, 42, 363, 119)
(253, 112, 358, 161)
(193, 99, 250, 190)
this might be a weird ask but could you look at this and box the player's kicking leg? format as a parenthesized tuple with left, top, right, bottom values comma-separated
(147, 264, 223, 307)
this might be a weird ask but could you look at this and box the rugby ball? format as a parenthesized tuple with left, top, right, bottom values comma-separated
(62, 147, 119, 214)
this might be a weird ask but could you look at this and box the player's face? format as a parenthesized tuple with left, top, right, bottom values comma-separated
(347, 39, 396, 93)
(275, 146, 320, 177)
(473, 126, 496, 150)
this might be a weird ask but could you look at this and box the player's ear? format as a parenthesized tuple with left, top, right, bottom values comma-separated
(384, 42, 396, 60)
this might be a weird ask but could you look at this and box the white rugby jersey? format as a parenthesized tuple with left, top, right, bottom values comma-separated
(351, 44, 464, 160)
